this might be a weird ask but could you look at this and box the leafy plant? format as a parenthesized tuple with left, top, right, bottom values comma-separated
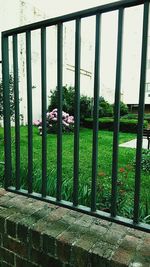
(132, 149, 150, 174)
(141, 150, 150, 173)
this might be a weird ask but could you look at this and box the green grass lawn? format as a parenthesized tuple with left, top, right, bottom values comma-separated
(0, 126, 149, 222)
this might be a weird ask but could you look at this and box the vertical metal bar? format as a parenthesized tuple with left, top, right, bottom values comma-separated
(1, 35, 12, 189)
(13, 34, 20, 190)
(133, 1, 149, 224)
(73, 18, 81, 206)
(111, 8, 124, 217)
(41, 27, 47, 197)
(26, 31, 33, 194)
(56, 22, 63, 201)
(91, 14, 101, 212)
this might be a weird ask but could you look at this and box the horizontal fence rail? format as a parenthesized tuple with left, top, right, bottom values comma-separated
(1, 0, 150, 233)
(1, 0, 147, 36)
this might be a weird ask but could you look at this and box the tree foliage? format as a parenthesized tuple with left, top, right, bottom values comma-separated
(48, 85, 129, 121)
(48, 85, 92, 121)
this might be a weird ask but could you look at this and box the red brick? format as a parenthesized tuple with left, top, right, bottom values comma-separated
(112, 248, 134, 266)
(0, 261, 13, 267)
(0, 208, 18, 234)
(3, 235, 28, 258)
(30, 248, 63, 267)
(15, 256, 38, 267)
(120, 235, 141, 252)
(0, 247, 14, 265)
(30, 229, 42, 250)
(0, 189, 7, 197)
(138, 237, 150, 258)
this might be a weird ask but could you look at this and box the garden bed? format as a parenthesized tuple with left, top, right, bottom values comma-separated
(0, 127, 149, 223)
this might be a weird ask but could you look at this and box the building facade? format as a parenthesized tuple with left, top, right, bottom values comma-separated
(0, 1, 150, 124)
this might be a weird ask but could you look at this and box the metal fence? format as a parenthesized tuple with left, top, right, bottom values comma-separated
(1, 0, 150, 232)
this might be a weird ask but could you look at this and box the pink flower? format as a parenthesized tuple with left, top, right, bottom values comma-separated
(53, 112, 57, 117)
(33, 120, 41, 126)
(49, 112, 54, 119)
(62, 120, 69, 127)
(67, 117, 74, 124)
(36, 108, 74, 135)
(67, 116, 74, 123)
(52, 117, 57, 121)
(62, 111, 67, 118)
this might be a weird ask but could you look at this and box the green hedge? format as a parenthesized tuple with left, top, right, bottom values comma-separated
(83, 118, 148, 133)
(122, 113, 150, 122)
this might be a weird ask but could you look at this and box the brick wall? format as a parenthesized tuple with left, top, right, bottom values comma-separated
(0, 189, 149, 267)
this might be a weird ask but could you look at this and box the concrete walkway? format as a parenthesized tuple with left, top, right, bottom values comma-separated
(119, 138, 149, 149)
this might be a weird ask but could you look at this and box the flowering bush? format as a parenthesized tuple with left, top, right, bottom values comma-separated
(48, 85, 92, 121)
(34, 108, 74, 135)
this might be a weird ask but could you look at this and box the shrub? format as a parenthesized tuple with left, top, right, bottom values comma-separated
(80, 95, 92, 120)
(34, 109, 74, 134)
(99, 99, 128, 118)
(122, 113, 150, 122)
(119, 101, 129, 116)
(48, 86, 129, 121)
(83, 118, 148, 133)
(99, 97, 113, 117)
(119, 119, 148, 133)
(48, 85, 92, 121)
(0, 74, 15, 120)
(122, 114, 138, 119)
(48, 86, 74, 116)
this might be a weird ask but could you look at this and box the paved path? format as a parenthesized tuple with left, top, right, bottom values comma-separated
(119, 138, 149, 149)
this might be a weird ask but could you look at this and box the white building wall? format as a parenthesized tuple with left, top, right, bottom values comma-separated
(17, 1, 49, 124)
(0, 1, 150, 124)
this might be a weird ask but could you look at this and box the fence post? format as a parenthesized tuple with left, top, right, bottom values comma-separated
(133, 1, 149, 224)
(2, 34, 12, 189)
